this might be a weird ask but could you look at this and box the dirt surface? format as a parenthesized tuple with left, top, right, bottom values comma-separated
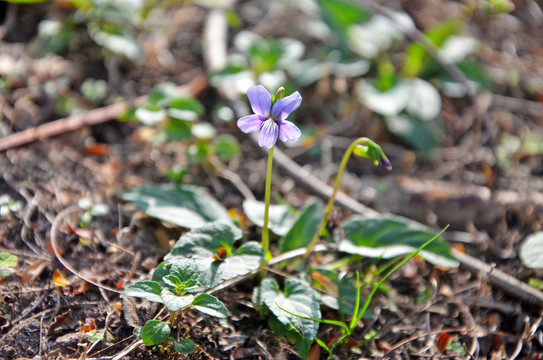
(1, 1, 543, 359)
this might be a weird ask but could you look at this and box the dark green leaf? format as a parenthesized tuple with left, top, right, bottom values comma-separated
(119, 184, 231, 229)
(174, 339, 196, 354)
(279, 198, 324, 253)
(243, 199, 297, 236)
(339, 215, 459, 267)
(141, 320, 170, 345)
(384, 113, 442, 151)
(317, 0, 370, 38)
(124, 281, 163, 303)
(253, 278, 320, 359)
(192, 294, 228, 318)
(165, 223, 264, 290)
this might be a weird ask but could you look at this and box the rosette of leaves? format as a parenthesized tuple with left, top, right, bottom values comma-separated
(163, 222, 265, 290)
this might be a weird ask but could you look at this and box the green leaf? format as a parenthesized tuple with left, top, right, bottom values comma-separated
(165, 118, 192, 141)
(312, 270, 372, 319)
(279, 198, 324, 254)
(406, 79, 441, 121)
(140, 320, 170, 345)
(161, 288, 195, 312)
(356, 80, 410, 117)
(316, 0, 370, 38)
(119, 184, 231, 229)
(174, 339, 196, 354)
(339, 215, 459, 267)
(243, 199, 297, 236)
(135, 106, 166, 126)
(167, 97, 204, 122)
(253, 278, 321, 359)
(124, 281, 163, 303)
(192, 294, 228, 318)
(213, 135, 241, 162)
(88, 23, 143, 61)
(384, 113, 442, 151)
(0, 252, 18, 268)
(402, 19, 460, 77)
(520, 232, 543, 269)
(165, 222, 264, 290)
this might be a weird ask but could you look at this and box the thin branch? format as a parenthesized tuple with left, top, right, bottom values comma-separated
(0, 75, 208, 152)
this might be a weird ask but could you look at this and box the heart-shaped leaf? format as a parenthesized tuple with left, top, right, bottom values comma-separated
(520, 232, 543, 269)
(140, 320, 170, 345)
(192, 294, 228, 318)
(339, 215, 459, 267)
(384, 113, 442, 151)
(279, 198, 324, 254)
(165, 222, 264, 290)
(253, 278, 320, 359)
(124, 281, 163, 303)
(243, 199, 297, 236)
(120, 184, 231, 229)
(357, 80, 410, 117)
(406, 78, 442, 121)
(161, 288, 195, 312)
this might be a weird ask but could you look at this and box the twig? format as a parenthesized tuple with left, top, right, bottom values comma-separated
(0, 75, 208, 152)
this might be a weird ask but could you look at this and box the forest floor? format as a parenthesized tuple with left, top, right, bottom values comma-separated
(1, 0, 543, 359)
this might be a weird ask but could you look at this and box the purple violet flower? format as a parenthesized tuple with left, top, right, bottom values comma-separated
(237, 85, 302, 149)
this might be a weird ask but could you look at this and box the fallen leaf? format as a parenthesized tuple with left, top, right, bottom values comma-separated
(53, 269, 68, 287)
(436, 332, 451, 353)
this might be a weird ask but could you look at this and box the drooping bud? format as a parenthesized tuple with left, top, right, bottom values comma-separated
(353, 139, 392, 171)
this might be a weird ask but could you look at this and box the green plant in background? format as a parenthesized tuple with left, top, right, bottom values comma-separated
(78, 198, 110, 228)
(0, 252, 18, 279)
(30, 0, 145, 61)
(0, 194, 22, 218)
(210, 31, 305, 94)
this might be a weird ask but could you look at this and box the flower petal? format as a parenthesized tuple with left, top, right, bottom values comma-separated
(278, 120, 301, 142)
(237, 114, 266, 133)
(247, 85, 272, 117)
(258, 120, 279, 148)
(271, 91, 302, 121)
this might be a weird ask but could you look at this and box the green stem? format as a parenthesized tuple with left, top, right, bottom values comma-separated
(287, 138, 371, 272)
(261, 146, 274, 259)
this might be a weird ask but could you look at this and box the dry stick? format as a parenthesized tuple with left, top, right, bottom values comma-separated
(269, 144, 543, 308)
(0, 75, 208, 152)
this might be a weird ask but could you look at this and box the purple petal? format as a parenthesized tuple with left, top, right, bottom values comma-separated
(278, 120, 301, 142)
(380, 157, 392, 171)
(238, 114, 266, 133)
(258, 120, 278, 148)
(247, 85, 271, 117)
(271, 91, 302, 121)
